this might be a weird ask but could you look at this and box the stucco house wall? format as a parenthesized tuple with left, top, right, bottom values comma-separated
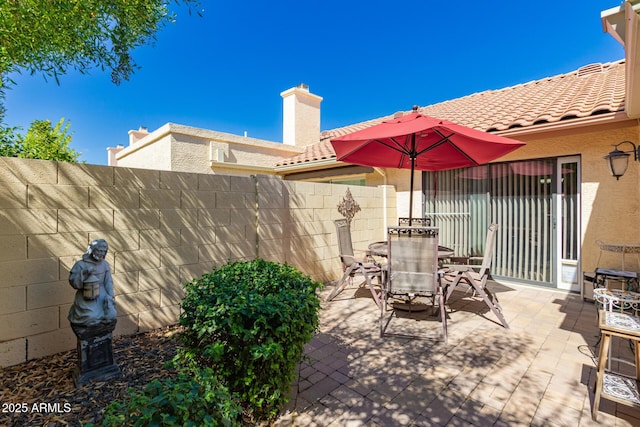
(112, 123, 304, 176)
(0, 157, 393, 367)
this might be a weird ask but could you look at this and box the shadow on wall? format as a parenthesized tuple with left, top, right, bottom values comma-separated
(0, 158, 392, 367)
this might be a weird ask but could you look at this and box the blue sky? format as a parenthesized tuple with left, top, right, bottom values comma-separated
(3, 1, 626, 166)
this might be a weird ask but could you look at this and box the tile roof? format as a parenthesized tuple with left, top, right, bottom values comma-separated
(276, 60, 626, 167)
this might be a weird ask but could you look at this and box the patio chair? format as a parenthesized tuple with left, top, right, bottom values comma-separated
(398, 217, 432, 226)
(591, 241, 640, 292)
(326, 219, 384, 308)
(440, 223, 509, 329)
(380, 226, 448, 342)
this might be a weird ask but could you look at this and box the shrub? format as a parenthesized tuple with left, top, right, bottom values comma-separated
(99, 367, 242, 426)
(176, 259, 322, 423)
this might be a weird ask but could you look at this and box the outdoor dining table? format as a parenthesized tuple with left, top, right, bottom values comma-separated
(367, 241, 455, 260)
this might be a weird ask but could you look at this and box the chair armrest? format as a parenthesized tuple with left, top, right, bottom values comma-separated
(339, 253, 381, 269)
(354, 248, 377, 261)
(442, 264, 480, 272)
(448, 256, 483, 265)
(339, 253, 363, 263)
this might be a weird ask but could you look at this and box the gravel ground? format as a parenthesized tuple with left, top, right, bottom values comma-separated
(0, 325, 182, 426)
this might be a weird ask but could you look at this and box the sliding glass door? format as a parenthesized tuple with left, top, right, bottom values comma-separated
(422, 157, 580, 288)
(491, 160, 554, 284)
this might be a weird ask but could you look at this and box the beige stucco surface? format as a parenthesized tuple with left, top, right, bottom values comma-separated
(0, 157, 393, 367)
(116, 133, 173, 170)
(114, 124, 304, 176)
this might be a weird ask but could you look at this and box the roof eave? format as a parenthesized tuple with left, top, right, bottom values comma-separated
(624, 2, 640, 118)
(602, 4, 628, 45)
(492, 111, 630, 137)
(274, 158, 340, 174)
(210, 161, 276, 174)
(603, 1, 640, 118)
(277, 113, 631, 172)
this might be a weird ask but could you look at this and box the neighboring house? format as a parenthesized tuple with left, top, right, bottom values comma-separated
(107, 123, 304, 177)
(107, 84, 322, 176)
(107, 2, 640, 293)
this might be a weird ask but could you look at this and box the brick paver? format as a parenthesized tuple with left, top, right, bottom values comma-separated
(276, 281, 640, 426)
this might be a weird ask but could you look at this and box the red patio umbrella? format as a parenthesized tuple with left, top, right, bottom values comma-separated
(330, 108, 526, 224)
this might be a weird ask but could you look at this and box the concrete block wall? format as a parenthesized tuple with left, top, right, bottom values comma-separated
(0, 158, 394, 367)
(256, 176, 394, 283)
(0, 158, 257, 367)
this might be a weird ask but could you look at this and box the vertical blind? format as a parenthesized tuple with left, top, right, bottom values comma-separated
(423, 159, 577, 285)
(490, 161, 554, 283)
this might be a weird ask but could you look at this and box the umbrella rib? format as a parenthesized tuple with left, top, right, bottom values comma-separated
(376, 137, 412, 155)
(338, 138, 396, 159)
(417, 130, 480, 166)
(338, 137, 413, 168)
(372, 137, 415, 168)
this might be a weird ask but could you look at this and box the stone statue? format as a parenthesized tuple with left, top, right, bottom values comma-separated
(68, 238, 120, 386)
(68, 239, 117, 327)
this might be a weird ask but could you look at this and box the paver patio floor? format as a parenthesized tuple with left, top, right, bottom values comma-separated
(275, 281, 640, 426)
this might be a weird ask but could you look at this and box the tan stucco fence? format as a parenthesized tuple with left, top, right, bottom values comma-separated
(0, 157, 396, 367)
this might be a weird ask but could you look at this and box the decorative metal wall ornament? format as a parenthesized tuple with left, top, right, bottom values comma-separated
(337, 188, 361, 224)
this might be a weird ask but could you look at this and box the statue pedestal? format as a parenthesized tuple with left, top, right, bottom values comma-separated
(71, 321, 121, 387)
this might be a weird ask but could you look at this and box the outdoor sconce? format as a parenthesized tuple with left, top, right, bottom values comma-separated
(604, 141, 640, 180)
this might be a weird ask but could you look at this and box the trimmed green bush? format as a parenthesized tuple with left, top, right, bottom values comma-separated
(99, 367, 242, 426)
(176, 259, 322, 423)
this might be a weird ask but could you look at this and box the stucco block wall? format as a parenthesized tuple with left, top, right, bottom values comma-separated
(0, 157, 392, 367)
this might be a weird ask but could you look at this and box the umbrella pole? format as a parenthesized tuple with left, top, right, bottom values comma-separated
(409, 159, 415, 226)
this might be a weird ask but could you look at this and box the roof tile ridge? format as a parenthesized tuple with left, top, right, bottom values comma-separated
(321, 59, 625, 137)
(441, 59, 626, 101)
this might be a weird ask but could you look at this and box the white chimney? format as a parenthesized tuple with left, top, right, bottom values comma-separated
(106, 144, 124, 166)
(128, 126, 150, 146)
(280, 84, 322, 147)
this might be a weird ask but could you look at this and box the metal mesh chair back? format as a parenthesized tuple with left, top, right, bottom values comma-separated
(329, 219, 384, 308)
(387, 226, 439, 295)
(334, 219, 356, 268)
(478, 223, 499, 276)
(441, 222, 509, 329)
